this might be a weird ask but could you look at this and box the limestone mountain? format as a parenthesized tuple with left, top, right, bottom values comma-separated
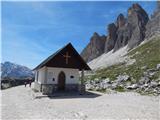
(81, 32, 106, 62)
(145, 1, 160, 39)
(81, 3, 151, 62)
(1, 61, 34, 79)
(105, 23, 117, 53)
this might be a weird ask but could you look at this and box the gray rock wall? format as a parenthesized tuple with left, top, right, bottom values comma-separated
(81, 32, 106, 62)
(81, 3, 160, 62)
(145, 1, 160, 39)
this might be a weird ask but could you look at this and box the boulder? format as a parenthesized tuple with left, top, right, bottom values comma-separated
(139, 77, 150, 85)
(111, 82, 119, 89)
(149, 81, 158, 88)
(156, 64, 160, 70)
(126, 84, 138, 89)
(116, 74, 130, 83)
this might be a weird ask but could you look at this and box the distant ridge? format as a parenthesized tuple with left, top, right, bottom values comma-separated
(1, 61, 34, 79)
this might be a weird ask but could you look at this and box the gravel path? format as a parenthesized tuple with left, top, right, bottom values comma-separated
(1, 85, 160, 120)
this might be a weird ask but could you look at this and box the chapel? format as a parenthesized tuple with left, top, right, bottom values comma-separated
(33, 43, 91, 94)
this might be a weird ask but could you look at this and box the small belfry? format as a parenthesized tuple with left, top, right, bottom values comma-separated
(33, 43, 91, 95)
(63, 52, 71, 64)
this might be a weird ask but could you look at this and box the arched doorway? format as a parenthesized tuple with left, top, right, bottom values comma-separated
(58, 71, 65, 91)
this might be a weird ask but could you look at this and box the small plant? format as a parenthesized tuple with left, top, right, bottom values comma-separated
(114, 86, 125, 92)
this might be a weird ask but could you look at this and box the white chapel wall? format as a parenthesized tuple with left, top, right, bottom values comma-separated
(37, 67, 45, 84)
(46, 67, 79, 84)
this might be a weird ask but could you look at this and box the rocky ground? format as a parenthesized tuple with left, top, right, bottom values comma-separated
(86, 63, 160, 96)
(1, 85, 159, 120)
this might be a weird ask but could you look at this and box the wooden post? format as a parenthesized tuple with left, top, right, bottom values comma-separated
(80, 69, 85, 95)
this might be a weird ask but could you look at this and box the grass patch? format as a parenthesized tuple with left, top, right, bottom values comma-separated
(114, 86, 125, 92)
(96, 88, 107, 93)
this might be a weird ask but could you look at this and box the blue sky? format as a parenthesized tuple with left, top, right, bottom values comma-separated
(2, 1, 157, 69)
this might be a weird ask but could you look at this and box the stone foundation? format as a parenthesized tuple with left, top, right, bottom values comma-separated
(65, 84, 79, 91)
(42, 84, 53, 95)
(34, 83, 81, 95)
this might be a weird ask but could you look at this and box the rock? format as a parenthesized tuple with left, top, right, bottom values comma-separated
(104, 23, 117, 52)
(111, 82, 119, 89)
(85, 83, 94, 90)
(144, 69, 157, 78)
(149, 81, 158, 88)
(144, 83, 149, 87)
(99, 81, 111, 89)
(125, 81, 132, 86)
(126, 84, 138, 89)
(81, 32, 106, 62)
(139, 77, 150, 85)
(156, 64, 160, 70)
(149, 72, 156, 77)
(116, 74, 130, 83)
(103, 78, 111, 83)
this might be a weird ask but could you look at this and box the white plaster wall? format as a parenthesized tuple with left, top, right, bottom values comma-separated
(37, 67, 45, 84)
(46, 67, 79, 84)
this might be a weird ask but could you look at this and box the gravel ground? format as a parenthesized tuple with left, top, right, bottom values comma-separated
(1, 85, 160, 120)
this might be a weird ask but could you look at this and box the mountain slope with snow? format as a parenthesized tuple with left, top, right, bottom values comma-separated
(1, 61, 34, 79)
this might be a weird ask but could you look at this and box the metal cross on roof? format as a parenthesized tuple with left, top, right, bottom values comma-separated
(63, 52, 71, 64)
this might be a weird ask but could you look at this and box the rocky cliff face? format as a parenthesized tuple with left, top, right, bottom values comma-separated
(114, 4, 149, 51)
(81, 32, 106, 62)
(104, 23, 117, 52)
(127, 3, 149, 49)
(145, 1, 160, 39)
(113, 14, 130, 51)
(81, 3, 159, 62)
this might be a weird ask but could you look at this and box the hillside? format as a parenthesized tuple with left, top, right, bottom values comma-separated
(85, 36, 160, 95)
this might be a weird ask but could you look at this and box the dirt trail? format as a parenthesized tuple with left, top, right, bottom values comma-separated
(1, 85, 159, 120)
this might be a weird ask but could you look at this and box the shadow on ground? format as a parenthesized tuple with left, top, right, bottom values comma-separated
(35, 91, 102, 99)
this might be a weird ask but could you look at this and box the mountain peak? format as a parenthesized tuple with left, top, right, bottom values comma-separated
(93, 32, 99, 37)
(116, 13, 126, 28)
(81, 2, 159, 63)
(1, 61, 34, 79)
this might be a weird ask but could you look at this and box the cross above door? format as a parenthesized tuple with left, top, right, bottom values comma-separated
(63, 52, 71, 64)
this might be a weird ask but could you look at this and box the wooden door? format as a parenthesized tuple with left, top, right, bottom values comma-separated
(58, 71, 65, 90)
